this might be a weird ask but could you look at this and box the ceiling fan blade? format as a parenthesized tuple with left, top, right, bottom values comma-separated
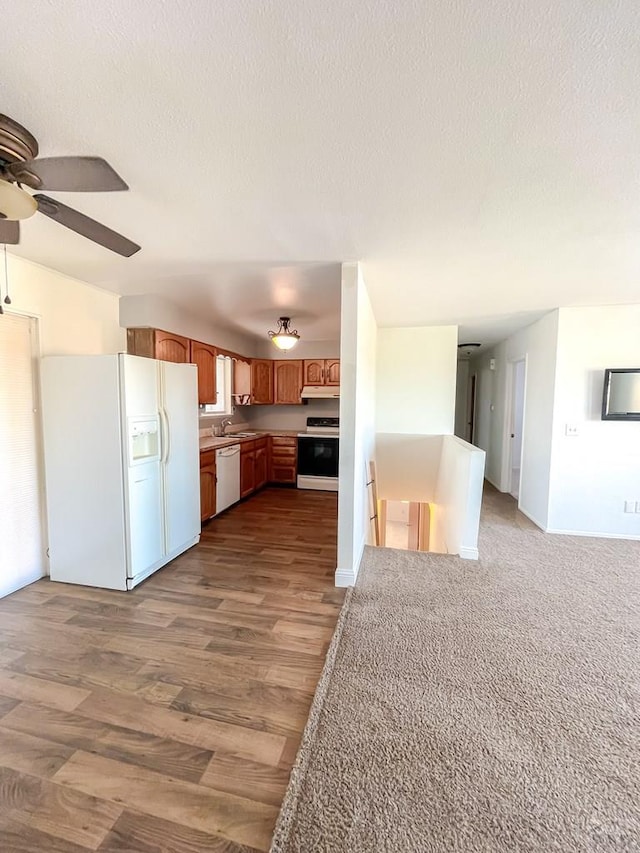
(8, 157, 128, 192)
(0, 218, 20, 244)
(34, 195, 140, 257)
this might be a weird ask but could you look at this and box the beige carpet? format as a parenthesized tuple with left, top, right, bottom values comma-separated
(271, 486, 640, 852)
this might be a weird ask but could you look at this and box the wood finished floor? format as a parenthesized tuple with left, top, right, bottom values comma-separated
(0, 487, 342, 852)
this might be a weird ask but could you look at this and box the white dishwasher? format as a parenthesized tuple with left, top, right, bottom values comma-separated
(216, 444, 240, 514)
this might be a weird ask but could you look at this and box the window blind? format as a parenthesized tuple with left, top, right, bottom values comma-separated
(0, 313, 45, 598)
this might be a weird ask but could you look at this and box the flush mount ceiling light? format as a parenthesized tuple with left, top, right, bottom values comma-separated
(268, 317, 300, 351)
(458, 342, 482, 359)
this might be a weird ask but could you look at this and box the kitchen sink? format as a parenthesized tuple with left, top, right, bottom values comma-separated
(229, 432, 258, 437)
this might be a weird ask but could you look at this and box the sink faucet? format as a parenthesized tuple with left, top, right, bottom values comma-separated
(220, 418, 233, 436)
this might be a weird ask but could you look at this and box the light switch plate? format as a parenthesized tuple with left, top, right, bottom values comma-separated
(624, 500, 636, 513)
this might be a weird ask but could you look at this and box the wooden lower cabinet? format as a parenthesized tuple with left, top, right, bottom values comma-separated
(240, 446, 255, 499)
(269, 436, 297, 484)
(199, 450, 217, 523)
(255, 442, 268, 490)
(203, 435, 297, 520)
(241, 437, 269, 498)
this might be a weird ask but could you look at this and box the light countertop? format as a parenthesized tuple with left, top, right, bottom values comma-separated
(199, 429, 299, 452)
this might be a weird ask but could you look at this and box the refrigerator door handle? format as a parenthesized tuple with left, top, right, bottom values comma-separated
(160, 409, 171, 464)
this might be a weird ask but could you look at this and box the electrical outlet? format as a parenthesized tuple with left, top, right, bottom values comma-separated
(565, 424, 579, 437)
(624, 500, 636, 513)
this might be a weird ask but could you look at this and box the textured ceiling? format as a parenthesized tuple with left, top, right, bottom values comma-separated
(2, 1, 639, 343)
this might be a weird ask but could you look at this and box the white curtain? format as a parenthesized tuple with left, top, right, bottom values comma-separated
(0, 313, 46, 597)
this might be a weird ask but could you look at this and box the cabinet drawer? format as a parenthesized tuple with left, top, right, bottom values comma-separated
(200, 449, 216, 468)
(271, 449, 296, 464)
(270, 436, 296, 448)
(270, 464, 297, 484)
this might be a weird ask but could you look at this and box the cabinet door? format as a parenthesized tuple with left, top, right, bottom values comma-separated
(240, 449, 255, 498)
(251, 360, 274, 404)
(303, 359, 324, 386)
(254, 447, 267, 490)
(127, 328, 156, 358)
(325, 359, 340, 386)
(200, 464, 217, 522)
(190, 340, 217, 404)
(154, 330, 190, 363)
(274, 360, 303, 405)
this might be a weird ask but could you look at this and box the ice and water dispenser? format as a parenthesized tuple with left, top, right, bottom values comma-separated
(127, 417, 160, 466)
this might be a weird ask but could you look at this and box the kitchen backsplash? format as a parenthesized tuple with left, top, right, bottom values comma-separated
(241, 398, 339, 431)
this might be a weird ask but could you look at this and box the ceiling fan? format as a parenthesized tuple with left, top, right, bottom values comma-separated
(0, 114, 140, 257)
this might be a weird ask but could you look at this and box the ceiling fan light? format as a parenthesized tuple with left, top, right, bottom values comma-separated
(0, 178, 37, 220)
(268, 317, 300, 351)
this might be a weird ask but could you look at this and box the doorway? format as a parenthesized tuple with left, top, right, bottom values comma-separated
(0, 313, 46, 598)
(509, 359, 526, 500)
(467, 373, 477, 444)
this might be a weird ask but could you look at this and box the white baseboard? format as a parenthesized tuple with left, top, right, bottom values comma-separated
(484, 474, 502, 490)
(517, 505, 547, 532)
(545, 527, 640, 541)
(1, 567, 46, 600)
(335, 567, 356, 587)
(334, 538, 366, 587)
(459, 546, 479, 560)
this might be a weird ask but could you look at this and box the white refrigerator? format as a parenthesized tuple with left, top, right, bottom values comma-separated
(41, 354, 200, 590)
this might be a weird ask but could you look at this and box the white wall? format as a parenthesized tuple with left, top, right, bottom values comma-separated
(2, 255, 125, 594)
(6, 254, 124, 355)
(375, 434, 443, 503)
(431, 435, 486, 559)
(454, 360, 469, 438)
(511, 359, 526, 473)
(336, 263, 377, 586)
(471, 311, 559, 529)
(119, 294, 258, 356)
(472, 364, 494, 454)
(376, 325, 458, 434)
(547, 305, 640, 538)
(254, 338, 341, 360)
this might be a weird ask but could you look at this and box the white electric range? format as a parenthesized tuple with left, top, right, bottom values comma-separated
(297, 417, 339, 491)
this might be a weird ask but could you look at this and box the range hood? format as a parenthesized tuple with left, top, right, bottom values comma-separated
(301, 385, 340, 400)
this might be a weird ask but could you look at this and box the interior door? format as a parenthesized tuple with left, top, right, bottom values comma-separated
(161, 361, 200, 555)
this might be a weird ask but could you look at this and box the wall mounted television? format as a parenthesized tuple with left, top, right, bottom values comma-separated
(601, 369, 640, 421)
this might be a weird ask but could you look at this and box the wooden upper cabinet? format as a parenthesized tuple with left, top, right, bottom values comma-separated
(325, 359, 340, 386)
(251, 360, 274, 405)
(127, 328, 190, 363)
(303, 358, 340, 387)
(190, 340, 217, 405)
(154, 330, 190, 363)
(303, 359, 324, 386)
(274, 360, 303, 405)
